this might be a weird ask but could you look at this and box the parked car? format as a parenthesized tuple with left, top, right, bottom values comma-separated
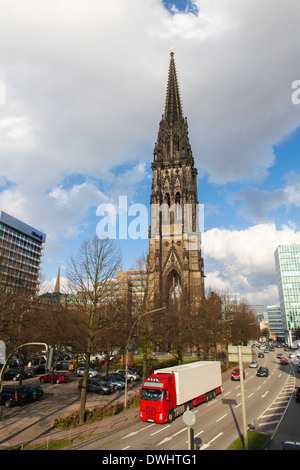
(297, 364, 300, 373)
(116, 369, 141, 381)
(3, 368, 33, 381)
(289, 352, 296, 359)
(108, 372, 125, 382)
(76, 367, 100, 377)
(128, 367, 140, 375)
(78, 377, 114, 395)
(295, 386, 300, 403)
(280, 358, 288, 365)
(231, 368, 245, 381)
(56, 362, 71, 371)
(24, 385, 44, 401)
(256, 366, 269, 377)
(281, 440, 300, 450)
(249, 361, 258, 368)
(39, 372, 69, 384)
(0, 385, 28, 408)
(258, 352, 264, 358)
(102, 375, 125, 390)
(33, 364, 46, 375)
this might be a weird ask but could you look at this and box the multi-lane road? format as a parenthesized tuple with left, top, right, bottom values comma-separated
(76, 349, 300, 450)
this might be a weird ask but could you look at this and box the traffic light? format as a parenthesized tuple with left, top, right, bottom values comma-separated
(46, 347, 56, 370)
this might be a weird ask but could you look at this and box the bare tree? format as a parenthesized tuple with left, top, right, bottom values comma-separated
(66, 236, 122, 424)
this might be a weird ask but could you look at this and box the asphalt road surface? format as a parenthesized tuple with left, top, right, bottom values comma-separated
(75, 349, 300, 450)
(0, 349, 299, 450)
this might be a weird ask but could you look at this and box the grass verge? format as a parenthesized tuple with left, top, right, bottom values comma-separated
(227, 432, 269, 450)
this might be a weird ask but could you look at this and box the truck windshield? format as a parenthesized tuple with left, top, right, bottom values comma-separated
(140, 388, 165, 401)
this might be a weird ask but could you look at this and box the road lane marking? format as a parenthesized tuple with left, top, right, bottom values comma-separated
(201, 432, 223, 450)
(122, 423, 155, 439)
(156, 427, 186, 446)
(151, 425, 171, 436)
(216, 414, 227, 422)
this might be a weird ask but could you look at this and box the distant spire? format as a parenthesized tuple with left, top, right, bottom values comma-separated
(54, 266, 60, 293)
(164, 49, 183, 125)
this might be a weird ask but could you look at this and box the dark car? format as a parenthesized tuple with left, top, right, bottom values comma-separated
(280, 358, 288, 365)
(258, 352, 264, 358)
(78, 377, 114, 395)
(231, 368, 245, 381)
(108, 372, 125, 382)
(256, 366, 269, 377)
(295, 386, 300, 402)
(101, 375, 125, 390)
(24, 385, 44, 402)
(33, 364, 46, 375)
(0, 385, 28, 408)
(39, 372, 69, 384)
(56, 362, 71, 371)
(3, 368, 33, 381)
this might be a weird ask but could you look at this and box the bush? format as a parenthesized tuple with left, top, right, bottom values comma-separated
(54, 395, 140, 430)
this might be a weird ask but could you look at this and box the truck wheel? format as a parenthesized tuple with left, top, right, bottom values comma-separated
(167, 409, 174, 423)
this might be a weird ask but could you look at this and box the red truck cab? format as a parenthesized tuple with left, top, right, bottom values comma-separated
(139, 373, 176, 423)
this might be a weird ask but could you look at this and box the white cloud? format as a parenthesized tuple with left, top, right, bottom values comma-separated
(0, 0, 300, 292)
(202, 223, 300, 307)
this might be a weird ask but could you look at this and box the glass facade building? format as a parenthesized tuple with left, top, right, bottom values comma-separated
(274, 244, 300, 344)
(267, 305, 285, 341)
(0, 211, 46, 295)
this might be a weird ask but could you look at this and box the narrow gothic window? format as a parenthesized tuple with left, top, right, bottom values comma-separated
(173, 134, 179, 154)
(175, 191, 181, 219)
(164, 193, 170, 207)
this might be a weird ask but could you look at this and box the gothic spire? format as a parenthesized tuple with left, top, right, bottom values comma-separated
(164, 50, 183, 125)
(54, 266, 60, 294)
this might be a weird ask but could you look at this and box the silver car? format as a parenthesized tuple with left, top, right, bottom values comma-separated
(76, 367, 100, 377)
(116, 369, 141, 381)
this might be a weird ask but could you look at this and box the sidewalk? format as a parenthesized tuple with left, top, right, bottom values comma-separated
(0, 395, 141, 449)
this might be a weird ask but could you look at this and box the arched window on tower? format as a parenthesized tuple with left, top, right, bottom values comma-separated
(173, 134, 179, 156)
(164, 192, 171, 207)
(175, 191, 181, 220)
(165, 135, 170, 159)
(167, 269, 181, 304)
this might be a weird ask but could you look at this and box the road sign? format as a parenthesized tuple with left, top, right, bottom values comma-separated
(183, 410, 196, 426)
(0, 341, 5, 364)
(228, 345, 252, 362)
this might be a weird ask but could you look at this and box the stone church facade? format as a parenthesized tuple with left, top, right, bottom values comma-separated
(147, 52, 205, 310)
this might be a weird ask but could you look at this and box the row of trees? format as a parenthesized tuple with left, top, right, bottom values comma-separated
(0, 236, 260, 424)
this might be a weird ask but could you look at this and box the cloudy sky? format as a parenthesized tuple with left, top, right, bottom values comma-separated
(0, 0, 300, 309)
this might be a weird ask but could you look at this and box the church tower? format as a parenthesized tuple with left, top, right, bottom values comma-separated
(147, 51, 205, 310)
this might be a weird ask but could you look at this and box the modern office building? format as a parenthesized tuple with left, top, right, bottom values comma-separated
(274, 244, 300, 344)
(267, 305, 285, 341)
(249, 305, 264, 324)
(0, 211, 46, 295)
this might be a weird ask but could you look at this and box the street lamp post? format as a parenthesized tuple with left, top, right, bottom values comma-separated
(124, 307, 166, 408)
(238, 345, 248, 451)
(0, 342, 48, 393)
